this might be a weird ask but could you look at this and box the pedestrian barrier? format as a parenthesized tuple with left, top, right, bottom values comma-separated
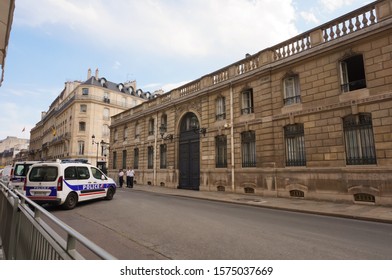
(0, 181, 116, 260)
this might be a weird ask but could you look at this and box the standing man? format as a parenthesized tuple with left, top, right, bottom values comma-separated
(118, 169, 124, 188)
(126, 167, 135, 188)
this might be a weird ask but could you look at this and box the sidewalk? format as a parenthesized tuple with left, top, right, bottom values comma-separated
(128, 184, 392, 224)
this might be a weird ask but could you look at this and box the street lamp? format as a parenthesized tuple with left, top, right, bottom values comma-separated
(159, 123, 173, 140)
(190, 115, 207, 136)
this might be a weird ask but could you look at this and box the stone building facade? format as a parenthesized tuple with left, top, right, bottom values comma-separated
(109, 0, 392, 205)
(29, 69, 150, 169)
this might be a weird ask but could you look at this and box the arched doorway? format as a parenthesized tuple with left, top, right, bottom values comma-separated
(178, 112, 200, 190)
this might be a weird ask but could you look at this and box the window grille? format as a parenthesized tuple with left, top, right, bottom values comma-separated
(343, 113, 376, 165)
(160, 144, 167, 169)
(284, 124, 306, 166)
(133, 148, 139, 169)
(290, 190, 304, 197)
(354, 193, 375, 203)
(147, 146, 154, 169)
(241, 131, 256, 167)
(215, 135, 227, 168)
(122, 150, 127, 169)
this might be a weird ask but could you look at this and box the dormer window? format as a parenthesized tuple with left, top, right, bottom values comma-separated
(99, 78, 107, 87)
(128, 86, 135, 95)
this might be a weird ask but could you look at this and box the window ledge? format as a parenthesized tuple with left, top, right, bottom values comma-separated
(339, 88, 369, 103)
(238, 113, 255, 123)
(281, 103, 303, 115)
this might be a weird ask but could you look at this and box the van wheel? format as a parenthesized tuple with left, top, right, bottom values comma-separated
(63, 192, 78, 210)
(106, 187, 115, 200)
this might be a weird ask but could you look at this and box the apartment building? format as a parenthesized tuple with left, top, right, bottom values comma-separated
(0, 136, 29, 166)
(109, 0, 392, 205)
(29, 69, 150, 171)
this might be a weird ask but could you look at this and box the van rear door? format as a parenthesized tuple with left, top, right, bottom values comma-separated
(25, 165, 59, 202)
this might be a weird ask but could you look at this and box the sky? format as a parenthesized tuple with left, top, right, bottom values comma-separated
(0, 0, 370, 140)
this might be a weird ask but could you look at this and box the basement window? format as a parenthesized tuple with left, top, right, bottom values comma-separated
(340, 54, 366, 93)
(354, 193, 375, 203)
(290, 190, 304, 198)
(244, 187, 255, 194)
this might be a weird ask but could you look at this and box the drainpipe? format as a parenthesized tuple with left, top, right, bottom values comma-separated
(154, 112, 158, 186)
(230, 83, 235, 192)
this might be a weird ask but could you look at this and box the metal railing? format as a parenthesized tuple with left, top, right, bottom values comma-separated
(0, 181, 116, 260)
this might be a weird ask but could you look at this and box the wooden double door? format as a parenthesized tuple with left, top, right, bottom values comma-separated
(178, 113, 200, 190)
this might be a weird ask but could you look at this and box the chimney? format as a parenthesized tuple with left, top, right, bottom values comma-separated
(87, 68, 92, 79)
(95, 68, 99, 79)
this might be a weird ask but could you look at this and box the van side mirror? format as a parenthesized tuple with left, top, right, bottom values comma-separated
(101, 175, 107, 180)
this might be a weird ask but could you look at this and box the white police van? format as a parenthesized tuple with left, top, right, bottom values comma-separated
(9, 161, 40, 191)
(24, 159, 117, 210)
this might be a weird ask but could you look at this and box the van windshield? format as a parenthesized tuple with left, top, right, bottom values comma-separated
(29, 166, 58, 182)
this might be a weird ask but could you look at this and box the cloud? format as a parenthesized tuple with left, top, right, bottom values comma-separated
(319, 0, 356, 12)
(0, 83, 62, 139)
(0, 102, 39, 139)
(300, 11, 319, 25)
(112, 61, 121, 70)
(15, 0, 298, 59)
(161, 80, 190, 92)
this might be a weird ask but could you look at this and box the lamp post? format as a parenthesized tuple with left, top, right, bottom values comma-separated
(91, 134, 99, 166)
